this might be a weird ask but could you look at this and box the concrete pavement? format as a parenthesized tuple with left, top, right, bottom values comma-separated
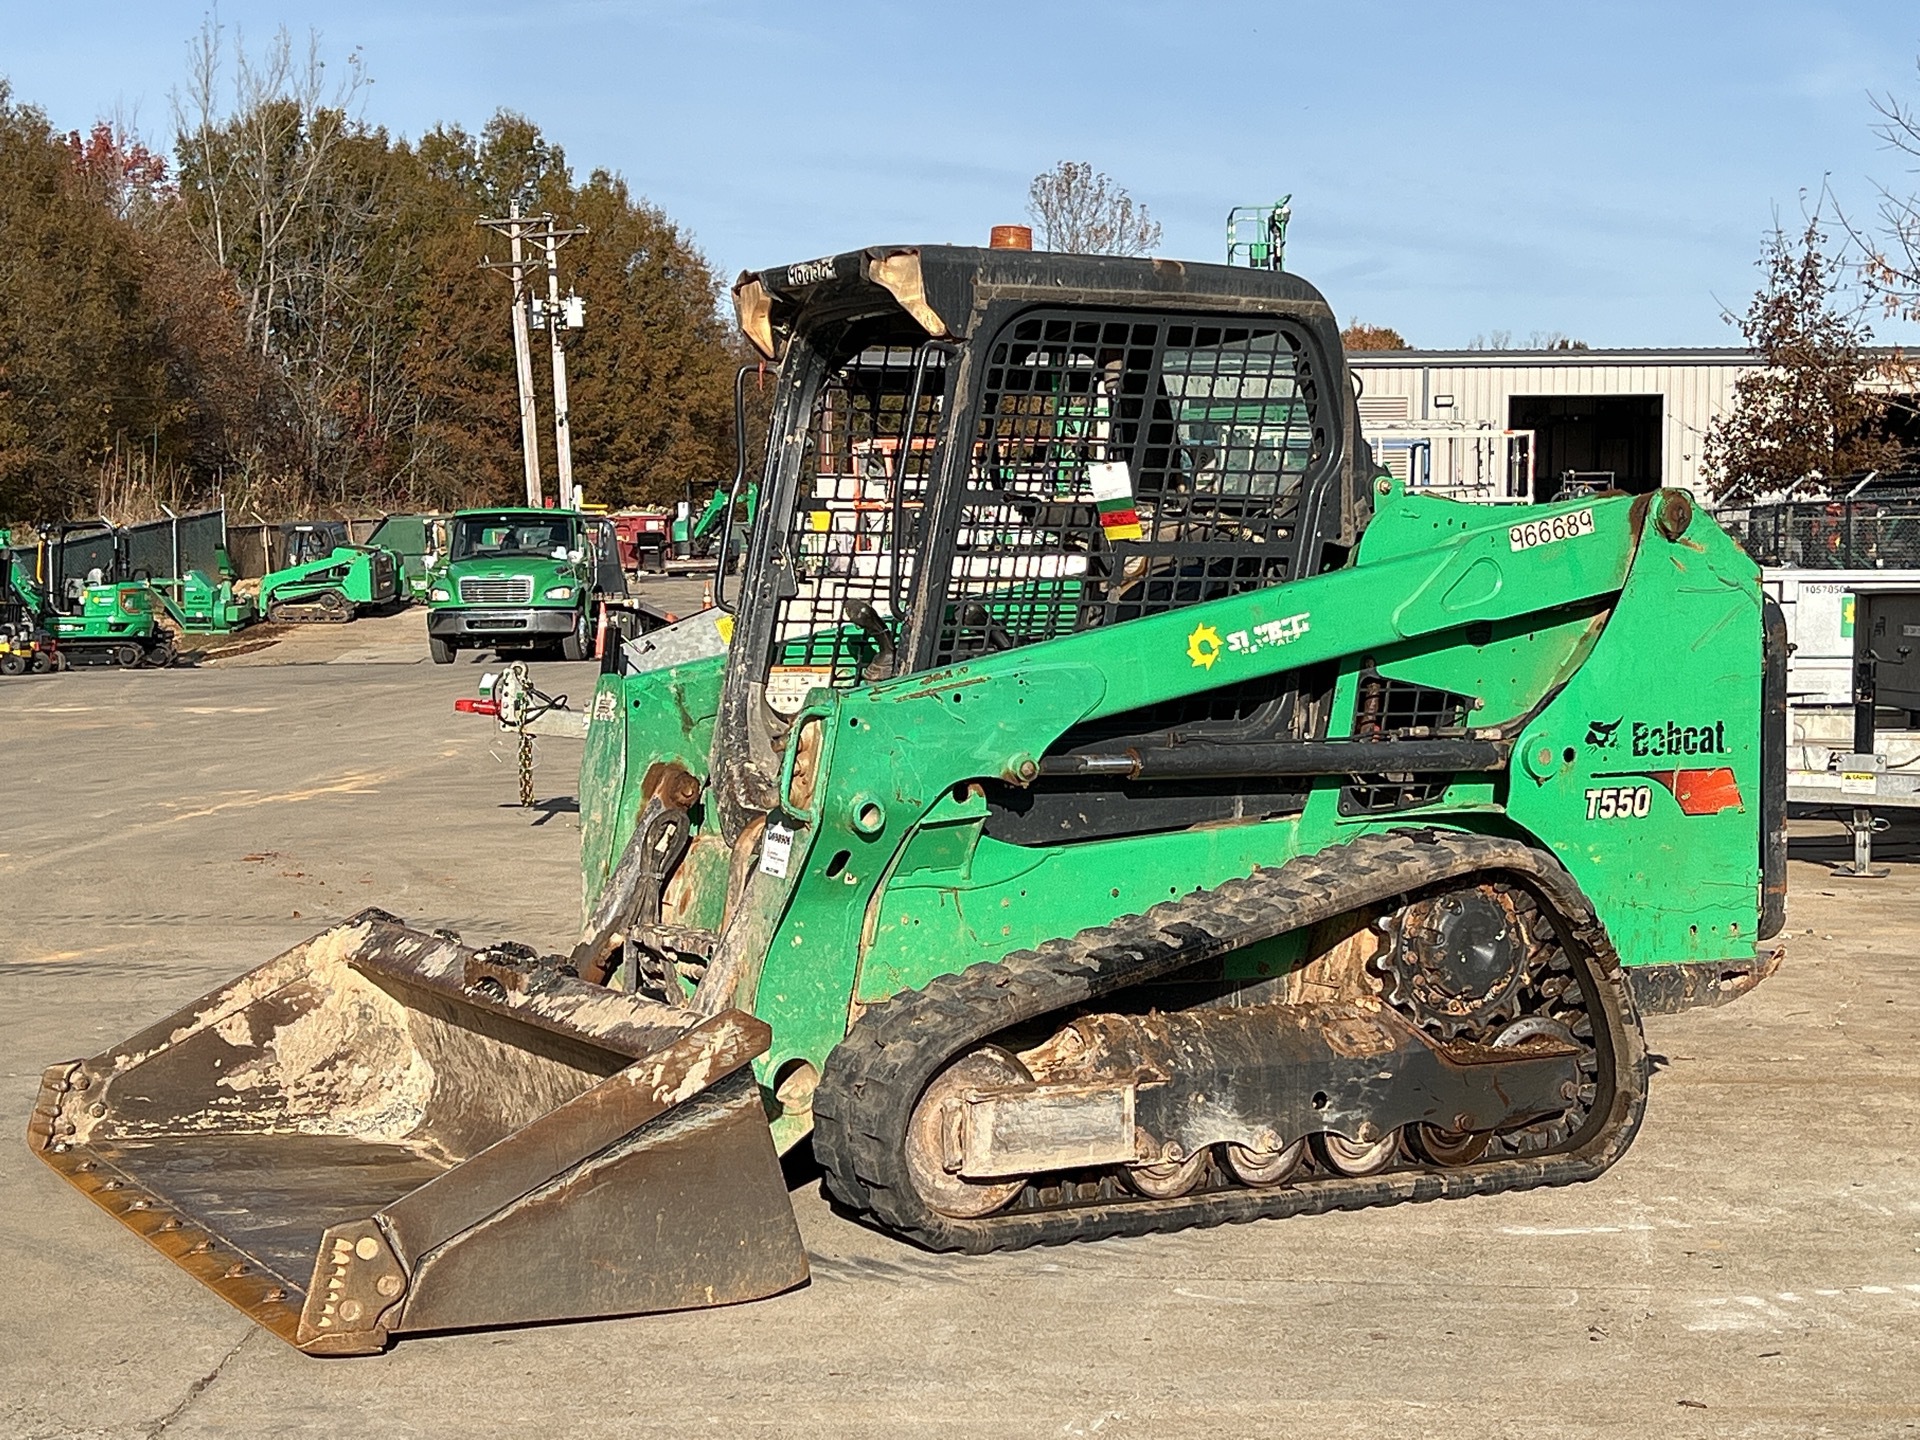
(1, 653, 1915, 1439)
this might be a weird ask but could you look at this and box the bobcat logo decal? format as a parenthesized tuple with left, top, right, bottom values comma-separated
(1585, 717, 1623, 750)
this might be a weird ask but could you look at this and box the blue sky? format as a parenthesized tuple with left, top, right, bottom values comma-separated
(4, 0, 1918, 347)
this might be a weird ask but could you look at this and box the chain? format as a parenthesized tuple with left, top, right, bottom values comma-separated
(518, 730, 534, 808)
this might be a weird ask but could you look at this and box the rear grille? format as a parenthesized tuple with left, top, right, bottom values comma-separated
(1341, 671, 1475, 815)
(457, 575, 533, 605)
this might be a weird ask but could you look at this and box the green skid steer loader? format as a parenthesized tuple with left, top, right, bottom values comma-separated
(255, 521, 404, 623)
(30, 244, 1786, 1355)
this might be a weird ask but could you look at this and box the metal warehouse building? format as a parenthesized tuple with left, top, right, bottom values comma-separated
(1346, 348, 1756, 503)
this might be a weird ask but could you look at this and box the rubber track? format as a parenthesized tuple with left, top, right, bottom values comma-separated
(812, 828, 1649, 1254)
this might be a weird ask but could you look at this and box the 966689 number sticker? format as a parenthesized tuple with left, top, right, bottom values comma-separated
(1510, 508, 1595, 552)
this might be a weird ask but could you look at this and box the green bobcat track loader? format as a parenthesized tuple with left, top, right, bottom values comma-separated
(30, 244, 1785, 1355)
(255, 521, 404, 623)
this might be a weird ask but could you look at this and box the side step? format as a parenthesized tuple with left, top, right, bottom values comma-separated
(27, 912, 809, 1355)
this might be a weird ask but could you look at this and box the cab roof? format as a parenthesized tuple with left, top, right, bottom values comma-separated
(731, 244, 1337, 359)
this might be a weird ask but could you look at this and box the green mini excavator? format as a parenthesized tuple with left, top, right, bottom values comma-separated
(31, 244, 1784, 1354)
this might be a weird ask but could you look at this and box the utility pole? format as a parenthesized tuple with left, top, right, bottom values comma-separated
(478, 200, 545, 507)
(532, 219, 588, 510)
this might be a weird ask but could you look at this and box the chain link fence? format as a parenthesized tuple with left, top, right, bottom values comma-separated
(1726, 498, 1920, 570)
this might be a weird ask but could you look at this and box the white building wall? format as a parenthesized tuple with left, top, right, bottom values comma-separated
(1346, 352, 1755, 497)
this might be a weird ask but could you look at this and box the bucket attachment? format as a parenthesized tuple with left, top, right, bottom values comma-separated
(26, 911, 809, 1355)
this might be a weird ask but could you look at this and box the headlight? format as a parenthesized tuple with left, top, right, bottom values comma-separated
(545, 586, 576, 601)
(430, 587, 450, 601)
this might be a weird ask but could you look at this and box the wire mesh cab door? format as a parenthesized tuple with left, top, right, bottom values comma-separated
(763, 339, 946, 712)
(712, 319, 951, 829)
(911, 304, 1350, 844)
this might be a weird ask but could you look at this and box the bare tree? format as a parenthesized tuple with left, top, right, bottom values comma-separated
(172, 21, 369, 356)
(1026, 161, 1161, 257)
(1858, 62, 1920, 323)
(1465, 329, 1586, 351)
(1703, 214, 1905, 506)
(170, 21, 416, 491)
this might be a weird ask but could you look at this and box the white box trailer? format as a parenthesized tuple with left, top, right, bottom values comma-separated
(1763, 567, 1920, 875)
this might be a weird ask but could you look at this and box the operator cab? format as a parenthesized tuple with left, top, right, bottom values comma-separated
(708, 243, 1372, 835)
(282, 522, 350, 568)
(450, 512, 583, 562)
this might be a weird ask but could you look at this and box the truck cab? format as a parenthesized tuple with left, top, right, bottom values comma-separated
(426, 508, 611, 663)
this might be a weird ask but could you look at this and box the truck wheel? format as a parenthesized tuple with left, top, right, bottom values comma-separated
(429, 635, 456, 665)
(560, 609, 588, 661)
(112, 643, 143, 668)
(0, 653, 25, 677)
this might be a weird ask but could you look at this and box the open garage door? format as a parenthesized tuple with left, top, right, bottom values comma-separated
(1509, 395, 1661, 501)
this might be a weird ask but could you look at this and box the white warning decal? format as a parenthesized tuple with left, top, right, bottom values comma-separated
(759, 824, 795, 878)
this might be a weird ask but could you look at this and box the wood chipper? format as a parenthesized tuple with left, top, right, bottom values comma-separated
(29, 243, 1786, 1355)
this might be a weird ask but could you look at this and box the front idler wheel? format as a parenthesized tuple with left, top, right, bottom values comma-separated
(904, 1046, 1031, 1219)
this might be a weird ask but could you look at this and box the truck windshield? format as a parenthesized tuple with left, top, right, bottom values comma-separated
(451, 515, 579, 560)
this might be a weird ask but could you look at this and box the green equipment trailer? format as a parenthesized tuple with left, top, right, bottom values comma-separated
(153, 566, 254, 635)
(31, 244, 1783, 1355)
(690, 478, 758, 561)
(255, 521, 404, 623)
(424, 508, 622, 663)
(692, 480, 757, 543)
